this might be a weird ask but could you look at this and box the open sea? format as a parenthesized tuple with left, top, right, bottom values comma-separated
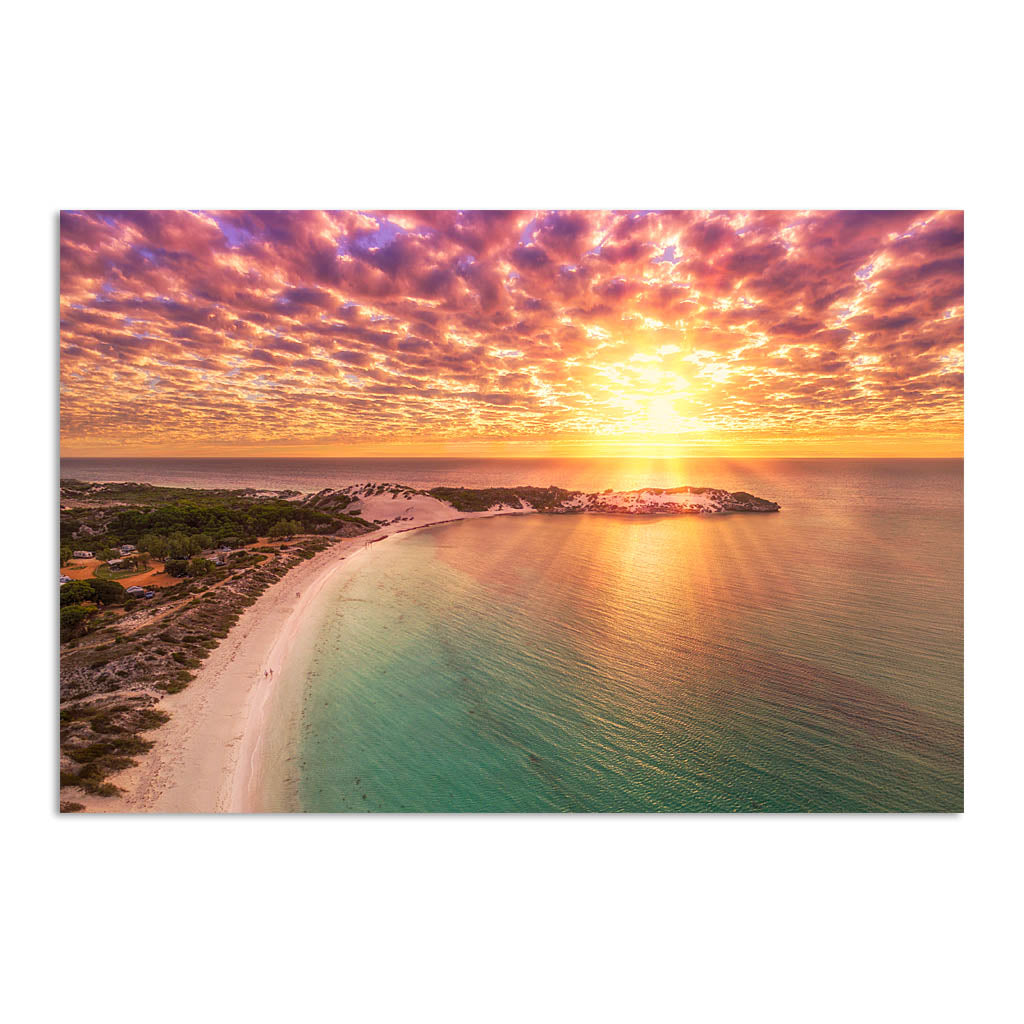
(61, 457, 964, 812)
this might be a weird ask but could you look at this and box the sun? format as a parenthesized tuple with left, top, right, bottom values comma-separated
(644, 394, 685, 435)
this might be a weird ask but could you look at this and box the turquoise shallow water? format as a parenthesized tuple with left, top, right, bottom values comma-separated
(292, 460, 962, 812)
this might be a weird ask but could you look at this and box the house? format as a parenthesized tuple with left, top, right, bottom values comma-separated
(120, 544, 136, 555)
(59, 575, 71, 584)
(125, 585, 146, 597)
(72, 550, 93, 559)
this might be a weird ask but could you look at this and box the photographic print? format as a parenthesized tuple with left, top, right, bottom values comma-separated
(58, 210, 964, 813)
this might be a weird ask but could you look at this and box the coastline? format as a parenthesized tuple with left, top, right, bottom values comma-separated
(79, 509, 533, 813)
(58, 467, 961, 814)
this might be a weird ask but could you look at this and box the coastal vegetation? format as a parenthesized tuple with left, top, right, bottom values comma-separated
(59, 481, 380, 802)
(428, 485, 577, 512)
(61, 479, 374, 552)
(59, 531, 343, 796)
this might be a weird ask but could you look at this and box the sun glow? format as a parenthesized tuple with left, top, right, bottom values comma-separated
(59, 210, 964, 459)
(644, 394, 686, 435)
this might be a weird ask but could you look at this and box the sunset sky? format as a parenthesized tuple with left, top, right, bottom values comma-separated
(59, 210, 963, 458)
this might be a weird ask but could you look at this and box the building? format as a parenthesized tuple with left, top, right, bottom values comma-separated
(125, 585, 146, 597)
(72, 550, 93, 559)
(120, 544, 136, 555)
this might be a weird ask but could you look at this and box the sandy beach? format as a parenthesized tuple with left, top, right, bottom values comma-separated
(80, 503, 533, 813)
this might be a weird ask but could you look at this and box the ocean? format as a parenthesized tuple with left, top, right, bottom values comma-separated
(62, 457, 964, 812)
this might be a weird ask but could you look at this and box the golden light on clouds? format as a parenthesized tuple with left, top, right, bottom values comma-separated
(59, 210, 964, 458)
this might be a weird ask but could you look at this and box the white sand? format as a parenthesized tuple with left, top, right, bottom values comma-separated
(352, 490, 529, 525)
(77, 504, 533, 813)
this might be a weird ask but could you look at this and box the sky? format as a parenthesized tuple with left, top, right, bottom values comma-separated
(59, 210, 963, 458)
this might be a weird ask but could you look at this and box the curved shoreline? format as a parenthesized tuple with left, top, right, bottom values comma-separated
(82, 502, 778, 813)
(83, 510, 532, 812)
(236, 511, 541, 811)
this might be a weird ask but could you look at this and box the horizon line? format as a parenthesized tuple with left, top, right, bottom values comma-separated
(59, 453, 965, 461)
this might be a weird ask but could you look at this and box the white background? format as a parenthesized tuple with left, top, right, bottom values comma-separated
(3, 2, 1020, 1021)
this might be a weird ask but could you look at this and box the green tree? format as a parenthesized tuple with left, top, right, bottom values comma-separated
(60, 603, 93, 641)
(167, 532, 202, 559)
(87, 578, 126, 605)
(60, 546, 72, 567)
(187, 557, 215, 577)
(60, 579, 125, 606)
(139, 533, 168, 559)
(269, 519, 304, 538)
(60, 581, 96, 607)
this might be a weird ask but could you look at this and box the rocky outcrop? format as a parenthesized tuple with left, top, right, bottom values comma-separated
(572, 487, 781, 515)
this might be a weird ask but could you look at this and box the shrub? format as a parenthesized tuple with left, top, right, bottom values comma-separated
(269, 519, 304, 538)
(60, 604, 92, 641)
(60, 581, 96, 607)
(89, 578, 126, 605)
(60, 578, 125, 607)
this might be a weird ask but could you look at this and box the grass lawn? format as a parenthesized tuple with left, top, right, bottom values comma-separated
(94, 564, 148, 581)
